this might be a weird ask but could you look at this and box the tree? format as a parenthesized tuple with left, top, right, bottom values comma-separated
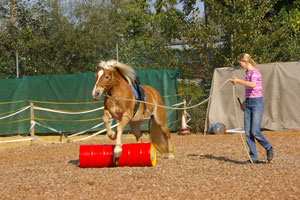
(119, 0, 186, 69)
(0, 0, 20, 78)
(270, 0, 300, 61)
(184, 0, 300, 69)
(1, 0, 299, 79)
(0, 0, 191, 78)
(184, 0, 279, 68)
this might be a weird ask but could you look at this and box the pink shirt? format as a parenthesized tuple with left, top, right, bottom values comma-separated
(245, 68, 263, 98)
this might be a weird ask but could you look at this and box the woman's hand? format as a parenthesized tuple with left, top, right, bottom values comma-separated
(230, 76, 240, 85)
(230, 76, 256, 88)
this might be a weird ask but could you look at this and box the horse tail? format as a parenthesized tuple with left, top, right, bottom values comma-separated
(149, 116, 169, 154)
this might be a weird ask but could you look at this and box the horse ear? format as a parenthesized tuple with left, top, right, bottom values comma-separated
(99, 60, 114, 70)
(99, 60, 105, 68)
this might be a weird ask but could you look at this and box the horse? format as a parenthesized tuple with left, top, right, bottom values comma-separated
(92, 60, 174, 159)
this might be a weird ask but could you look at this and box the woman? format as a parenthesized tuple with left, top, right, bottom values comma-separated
(231, 53, 273, 163)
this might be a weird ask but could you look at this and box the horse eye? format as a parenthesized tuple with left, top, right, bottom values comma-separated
(105, 75, 110, 80)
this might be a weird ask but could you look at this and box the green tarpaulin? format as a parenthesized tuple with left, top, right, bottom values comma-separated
(0, 69, 178, 136)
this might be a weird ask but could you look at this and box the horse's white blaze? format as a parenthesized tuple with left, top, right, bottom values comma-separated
(92, 70, 104, 97)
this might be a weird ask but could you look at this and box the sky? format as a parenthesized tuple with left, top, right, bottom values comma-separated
(149, 0, 205, 18)
(176, 0, 205, 18)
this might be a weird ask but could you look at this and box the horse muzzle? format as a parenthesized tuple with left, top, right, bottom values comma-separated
(92, 87, 104, 100)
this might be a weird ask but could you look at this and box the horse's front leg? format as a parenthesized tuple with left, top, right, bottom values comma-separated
(114, 114, 131, 158)
(103, 110, 116, 140)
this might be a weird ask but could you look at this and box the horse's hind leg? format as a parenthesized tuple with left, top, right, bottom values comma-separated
(151, 113, 175, 159)
(160, 124, 175, 158)
(154, 105, 175, 158)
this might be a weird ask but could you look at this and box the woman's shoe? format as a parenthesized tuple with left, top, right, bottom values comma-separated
(266, 147, 274, 161)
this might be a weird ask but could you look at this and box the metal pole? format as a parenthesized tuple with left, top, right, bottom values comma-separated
(30, 103, 35, 144)
(183, 99, 186, 116)
(16, 51, 19, 78)
(116, 43, 119, 61)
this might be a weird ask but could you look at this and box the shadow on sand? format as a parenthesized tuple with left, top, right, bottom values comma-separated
(187, 154, 267, 165)
(68, 159, 79, 166)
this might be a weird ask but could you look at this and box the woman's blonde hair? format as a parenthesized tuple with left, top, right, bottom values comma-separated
(237, 53, 256, 68)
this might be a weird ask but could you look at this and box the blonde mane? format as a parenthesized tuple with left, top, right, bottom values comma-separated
(99, 60, 136, 84)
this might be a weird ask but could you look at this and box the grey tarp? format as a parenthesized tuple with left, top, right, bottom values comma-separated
(205, 62, 300, 133)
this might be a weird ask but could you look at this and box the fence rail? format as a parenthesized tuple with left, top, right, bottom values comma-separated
(0, 99, 187, 145)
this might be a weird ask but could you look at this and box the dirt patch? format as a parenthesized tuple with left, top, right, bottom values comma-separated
(0, 131, 300, 200)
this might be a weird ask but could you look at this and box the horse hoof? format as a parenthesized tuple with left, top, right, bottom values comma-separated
(114, 145, 122, 158)
(108, 135, 116, 140)
(168, 153, 175, 159)
(108, 131, 116, 140)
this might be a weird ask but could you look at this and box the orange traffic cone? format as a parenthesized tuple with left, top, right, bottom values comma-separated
(179, 112, 190, 135)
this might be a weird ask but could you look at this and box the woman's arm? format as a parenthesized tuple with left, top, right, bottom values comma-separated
(230, 76, 256, 88)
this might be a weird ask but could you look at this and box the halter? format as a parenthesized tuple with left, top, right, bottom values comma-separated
(97, 70, 120, 92)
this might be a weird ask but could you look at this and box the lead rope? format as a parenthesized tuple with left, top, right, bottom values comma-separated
(232, 85, 254, 164)
(105, 78, 230, 110)
(105, 78, 252, 163)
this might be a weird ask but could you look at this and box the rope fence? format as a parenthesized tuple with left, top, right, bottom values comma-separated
(0, 78, 229, 146)
(0, 79, 236, 146)
(0, 79, 230, 145)
(0, 97, 187, 145)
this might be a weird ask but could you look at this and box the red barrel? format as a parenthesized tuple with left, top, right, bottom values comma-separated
(79, 144, 114, 168)
(117, 143, 156, 167)
(79, 143, 156, 168)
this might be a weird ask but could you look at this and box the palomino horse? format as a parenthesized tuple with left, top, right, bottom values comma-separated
(92, 60, 174, 158)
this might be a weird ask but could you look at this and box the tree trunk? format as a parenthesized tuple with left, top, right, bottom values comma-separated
(10, 0, 16, 21)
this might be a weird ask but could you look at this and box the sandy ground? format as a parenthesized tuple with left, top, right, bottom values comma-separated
(0, 130, 300, 200)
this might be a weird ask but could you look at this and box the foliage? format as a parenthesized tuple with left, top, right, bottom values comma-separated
(2, 0, 298, 77)
(183, 0, 300, 68)
(270, 1, 300, 61)
(119, 0, 186, 69)
(0, 0, 189, 78)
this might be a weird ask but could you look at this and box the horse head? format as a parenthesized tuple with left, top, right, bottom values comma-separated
(92, 60, 135, 100)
